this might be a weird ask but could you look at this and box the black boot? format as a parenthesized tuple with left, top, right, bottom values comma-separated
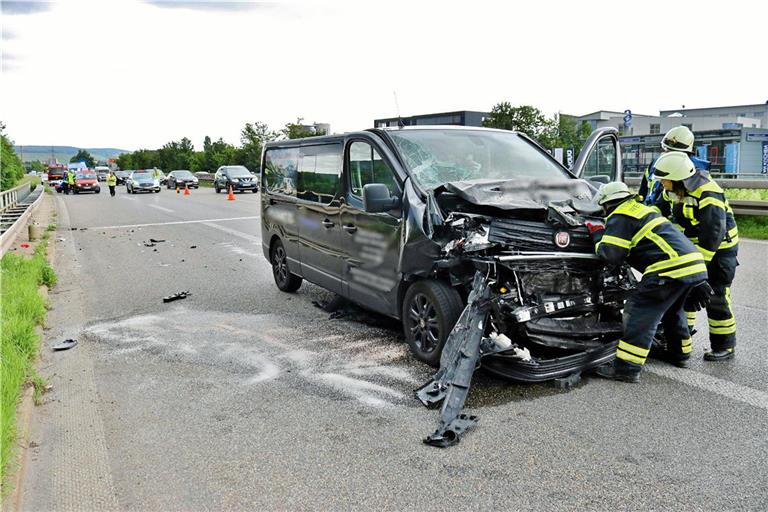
(704, 348, 734, 361)
(593, 362, 640, 383)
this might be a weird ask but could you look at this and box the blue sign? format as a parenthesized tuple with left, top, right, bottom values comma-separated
(762, 142, 768, 174)
(623, 109, 632, 128)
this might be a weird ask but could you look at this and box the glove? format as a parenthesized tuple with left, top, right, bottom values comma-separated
(684, 281, 714, 312)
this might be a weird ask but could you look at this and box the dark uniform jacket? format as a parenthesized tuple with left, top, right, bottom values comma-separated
(667, 171, 739, 263)
(595, 198, 708, 284)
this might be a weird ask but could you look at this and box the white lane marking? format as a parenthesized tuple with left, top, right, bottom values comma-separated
(645, 362, 768, 411)
(121, 196, 136, 201)
(147, 204, 174, 213)
(89, 215, 260, 230)
(202, 222, 260, 243)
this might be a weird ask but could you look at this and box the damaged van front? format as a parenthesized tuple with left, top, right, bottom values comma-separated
(378, 126, 632, 382)
(261, 125, 631, 384)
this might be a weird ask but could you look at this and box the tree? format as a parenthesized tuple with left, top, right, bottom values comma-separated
(553, 114, 593, 156)
(70, 149, 95, 168)
(30, 160, 46, 173)
(1, 123, 25, 190)
(281, 118, 326, 140)
(116, 152, 133, 170)
(157, 137, 195, 170)
(240, 121, 278, 172)
(482, 103, 556, 144)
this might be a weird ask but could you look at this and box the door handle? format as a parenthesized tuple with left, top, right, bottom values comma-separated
(322, 218, 335, 228)
(342, 224, 357, 234)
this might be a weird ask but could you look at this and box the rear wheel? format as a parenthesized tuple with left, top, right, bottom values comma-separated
(270, 239, 302, 292)
(402, 280, 464, 367)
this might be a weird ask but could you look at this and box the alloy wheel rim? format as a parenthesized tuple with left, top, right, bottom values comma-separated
(408, 293, 439, 353)
(274, 246, 288, 283)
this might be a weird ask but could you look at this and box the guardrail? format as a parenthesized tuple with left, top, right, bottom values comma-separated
(730, 200, 768, 216)
(625, 176, 768, 189)
(0, 184, 44, 256)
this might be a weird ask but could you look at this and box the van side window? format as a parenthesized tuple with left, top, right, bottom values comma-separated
(348, 141, 399, 198)
(264, 148, 299, 196)
(298, 144, 342, 204)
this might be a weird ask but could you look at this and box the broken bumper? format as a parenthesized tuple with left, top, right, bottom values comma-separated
(481, 341, 617, 382)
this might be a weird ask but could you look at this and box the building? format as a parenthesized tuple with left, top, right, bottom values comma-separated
(574, 102, 768, 175)
(374, 110, 490, 129)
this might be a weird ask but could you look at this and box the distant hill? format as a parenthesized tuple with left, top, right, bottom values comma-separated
(14, 145, 130, 163)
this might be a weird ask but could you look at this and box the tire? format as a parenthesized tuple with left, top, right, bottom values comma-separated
(270, 239, 302, 292)
(215, 185, 220, 193)
(95, 189, 100, 194)
(154, 189, 160, 193)
(402, 280, 464, 367)
(252, 188, 258, 193)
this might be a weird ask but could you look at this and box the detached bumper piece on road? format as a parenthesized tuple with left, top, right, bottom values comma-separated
(162, 291, 191, 303)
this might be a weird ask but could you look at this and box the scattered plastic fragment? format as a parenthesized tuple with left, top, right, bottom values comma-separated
(190, 245, 197, 249)
(163, 291, 191, 303)
(150, 238, 165, 243)
(20, 243, 30, 248)
(52, 339, 77, 351)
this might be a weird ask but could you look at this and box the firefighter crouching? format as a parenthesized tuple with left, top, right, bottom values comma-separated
(590, 182, 713, 383)
(653, 151, 739, 361)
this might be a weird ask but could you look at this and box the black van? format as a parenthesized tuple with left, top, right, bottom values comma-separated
(260, 126, 634, 381)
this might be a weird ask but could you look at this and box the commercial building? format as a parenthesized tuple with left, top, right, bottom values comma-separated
(575, 102, 768, 175)
(374, 110, 490, 129)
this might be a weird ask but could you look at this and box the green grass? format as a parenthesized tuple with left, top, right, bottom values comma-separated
(735, 215, 768, 240)
(1, 237, 56, 483)
(724, 188, 768, 201)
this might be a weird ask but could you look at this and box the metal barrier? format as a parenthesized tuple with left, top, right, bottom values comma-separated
(625, 176, 768, 189)
(0, 184, 44, 256)
(731, 200, 768, 216)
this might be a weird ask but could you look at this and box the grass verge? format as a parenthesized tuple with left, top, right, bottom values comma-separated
(725, 188, 768, 201)
(735, 215, 768, 240)
(1, 232, 57, 484)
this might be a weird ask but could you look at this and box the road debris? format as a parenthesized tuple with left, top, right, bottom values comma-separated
(416, 271, 491, 448)
(52, 339, 78, 351)
(163, 291, 191, 303)
(190, 245, 197, 249)
(150, 238, 166, 243)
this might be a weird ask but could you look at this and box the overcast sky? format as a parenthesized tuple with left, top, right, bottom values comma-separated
(1, 0, 765, 150)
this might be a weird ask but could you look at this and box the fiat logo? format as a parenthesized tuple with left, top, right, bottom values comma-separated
(554, 231, 570, 248)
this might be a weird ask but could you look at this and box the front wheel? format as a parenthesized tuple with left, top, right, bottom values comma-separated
(270, 240, 302, 292)
(215, 185, 221, 193)
(402, 280, 464, 367)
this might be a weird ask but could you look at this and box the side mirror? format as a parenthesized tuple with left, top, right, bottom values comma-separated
(587, 175, 611, 185)
(363, 183, 400, 213)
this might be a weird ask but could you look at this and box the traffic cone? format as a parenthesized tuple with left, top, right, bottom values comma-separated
(227, 185, 235, 201)
(184, 184, 190, 196)
(176, 185, 180, 194)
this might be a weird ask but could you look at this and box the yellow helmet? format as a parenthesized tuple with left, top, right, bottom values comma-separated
(595, 181, 634, 205)
(661, 126, 694, 153)
(653, 151, 695, 181)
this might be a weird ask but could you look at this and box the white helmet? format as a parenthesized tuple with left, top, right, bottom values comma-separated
(653, 151, 696, 181)
(595, 181, 634, 206)
(661, 126, 694, 153)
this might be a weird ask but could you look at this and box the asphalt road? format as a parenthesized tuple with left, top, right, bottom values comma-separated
(22, 186, 768, 511)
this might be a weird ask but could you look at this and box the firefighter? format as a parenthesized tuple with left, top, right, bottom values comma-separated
(106, 171, 118, 197)
(653, 151, 739, 361)
(591, 181, 712, 382)
(638, 126, 710, 207)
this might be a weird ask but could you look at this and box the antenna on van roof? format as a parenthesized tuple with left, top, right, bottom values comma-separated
(393, 91, 404, 128)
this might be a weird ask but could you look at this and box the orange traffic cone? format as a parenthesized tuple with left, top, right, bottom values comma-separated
(184, 184, 190, 196)
(227, 185, 235, 201)
(176, 185, 180, 194)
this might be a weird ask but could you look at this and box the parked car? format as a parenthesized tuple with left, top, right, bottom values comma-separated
(126, 171, 161, 194)
(166, 170, 199, 190)
(73, 172, 101, 194)
(214, 165, 257, 193)
(114, 170, 129, 185)
(95, 166, 110, 181)
(260, 126, 633, 382)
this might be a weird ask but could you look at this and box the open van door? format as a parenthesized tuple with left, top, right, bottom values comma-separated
(572, 127, 623, 186)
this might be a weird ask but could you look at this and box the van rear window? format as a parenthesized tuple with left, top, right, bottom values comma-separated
(264, 148, 299, 196)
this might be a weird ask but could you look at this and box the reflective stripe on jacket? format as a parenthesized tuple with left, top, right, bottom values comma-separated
(670, 171, 739, 262)
(595, 198, 708, 283)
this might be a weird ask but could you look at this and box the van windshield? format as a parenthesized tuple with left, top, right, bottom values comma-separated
(387, 129, 568, 190)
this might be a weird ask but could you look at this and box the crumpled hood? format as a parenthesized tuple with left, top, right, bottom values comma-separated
(433, 178, 596, 211)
